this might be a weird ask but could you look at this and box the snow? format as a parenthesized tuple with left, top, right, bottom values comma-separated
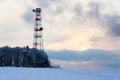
(0, 67, 120, 80)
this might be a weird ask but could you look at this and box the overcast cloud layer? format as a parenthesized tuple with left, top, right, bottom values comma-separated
(23, 0, 120, 37)
(1, 0, 120, 50)
(22, 0, 120, 50)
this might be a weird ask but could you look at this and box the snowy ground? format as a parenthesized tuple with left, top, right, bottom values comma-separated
(0, 67, 120, 80)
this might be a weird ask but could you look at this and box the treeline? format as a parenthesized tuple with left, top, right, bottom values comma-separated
(0, 46, 50, 67)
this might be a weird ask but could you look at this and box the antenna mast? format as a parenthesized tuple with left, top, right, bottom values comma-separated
(33, 8, 44, 50)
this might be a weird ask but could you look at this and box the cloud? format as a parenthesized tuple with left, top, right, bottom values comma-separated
(104, 15, 120, 36)
(21, 0, 120, 51)
(22, 0, 82, 24)
(86, 1, 120, 37)
(22, 7, 34, 25)
(89, 36, 104, 42)
(88, 2, 101, 18)
(23, 0, 120, 36)
(46, 49, 120, 69)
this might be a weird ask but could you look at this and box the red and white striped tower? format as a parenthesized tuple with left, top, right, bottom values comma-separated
(33, 8, 44, 50)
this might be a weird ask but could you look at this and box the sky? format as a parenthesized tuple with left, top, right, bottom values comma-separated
(0, 0, 120, 69)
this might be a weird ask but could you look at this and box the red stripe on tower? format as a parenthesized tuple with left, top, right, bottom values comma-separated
(34, 27, 43, 31)
(35, 17, 41, 21)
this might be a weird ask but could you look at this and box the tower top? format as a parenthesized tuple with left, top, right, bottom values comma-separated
(33, 8, 41, 12)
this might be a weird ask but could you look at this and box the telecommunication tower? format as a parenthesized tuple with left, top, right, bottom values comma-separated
(33, 8, 44, 50)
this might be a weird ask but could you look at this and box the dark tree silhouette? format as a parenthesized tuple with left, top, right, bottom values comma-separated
(0, 46, 50, 67)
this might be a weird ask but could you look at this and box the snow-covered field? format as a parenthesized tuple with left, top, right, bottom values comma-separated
(0, 67, 119, 80)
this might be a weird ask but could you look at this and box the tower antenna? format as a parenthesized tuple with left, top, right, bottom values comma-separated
(33, 8, 44, 50)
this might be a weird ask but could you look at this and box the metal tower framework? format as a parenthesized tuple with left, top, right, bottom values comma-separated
(33, 8, 44, 50)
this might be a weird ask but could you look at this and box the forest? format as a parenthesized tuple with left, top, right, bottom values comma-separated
(0, 46, 50, 67)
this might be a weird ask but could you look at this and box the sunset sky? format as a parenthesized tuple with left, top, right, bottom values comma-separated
(0, 0, 120, 69)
